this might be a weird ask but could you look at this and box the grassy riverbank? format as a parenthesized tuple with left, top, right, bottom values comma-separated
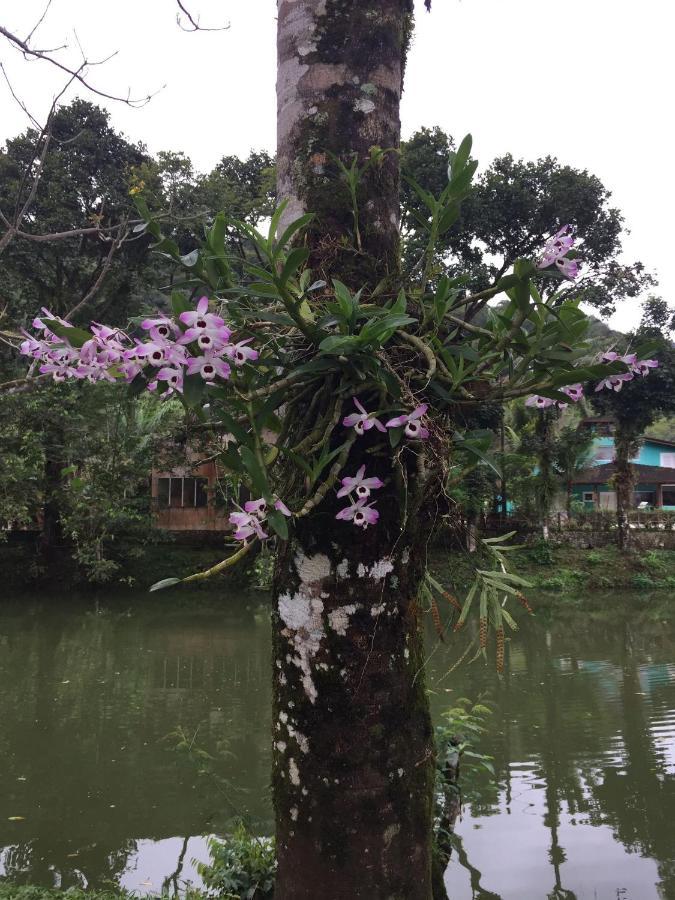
(430, 541, 675, 599)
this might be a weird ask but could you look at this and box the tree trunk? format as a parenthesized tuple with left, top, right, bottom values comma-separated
(274, 3, 436, 898)
(614, 430, 638, 551)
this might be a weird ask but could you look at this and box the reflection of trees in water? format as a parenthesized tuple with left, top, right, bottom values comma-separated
(1, 837, 136, 890)
(0, 601, 272, 888)
(432, 601, 675, 897)
(450, 833, 503, 900)
(584, 622, 675, 898)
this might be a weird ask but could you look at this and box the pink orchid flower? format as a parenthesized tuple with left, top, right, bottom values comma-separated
(342, 398, 387, 435)
(119, 360, 143, 382)
(274, 499, 292, 516)
(179, 296, 226, 331)
(335, 498, 379, 529)
(141, 315, 176, 342)
(225, 339, 259, 366)
(135, 340, 170, 367)
(187, 353, 231, 381)
(229, 510, 268, 542)
(244, 498, 267, 519)
(537, 225, 579, 279)
(156, 366, 184, 393)
(385, 404, 429, 439)
(337, 465, 384, 499)
(594, 373, 633, 393)
(561, 383, 584, 402)
(179, 324, 232, 351)
(20, 334, 48, 358)
(633, 359, 659, 376)
(38, 362, 73, 382)
(525, 395, 556, 409)
(32, 308, 69, 336)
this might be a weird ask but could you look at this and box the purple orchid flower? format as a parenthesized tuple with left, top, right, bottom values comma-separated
(20, 334, 49, 358)
(536, 225, 579, 280)
(594, 373, 634, 393)
(141, 315, 176, 343)
(38, 362, 73, 382)
(342, 398, 386, 436)
(561, 383, 584, 402)
(186, 353, 231, 381)
(244, 498, 267, 518)
(225, 339, 259, 366)
(525, 395, 556, 409)
(385, 404, 429, 439)
(337, 465, 383, 499)
(335, 498, 379, 529)
(274, 499, 292, 516)
(229, 510, 268, 542)
(179, 325, 232, 352)
(119, 360, 143, 382)
(179, 296, 226, 331)
(156, 366, 184, 394)
(633, 359, 659, 376)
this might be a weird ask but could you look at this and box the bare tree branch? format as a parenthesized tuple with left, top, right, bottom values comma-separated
(0, 62, 42, 129)
(0, 23, 162, 107)
(65, 222, 129, 322)
(175, 1, 230, 32)
(25, 0, 54, 44)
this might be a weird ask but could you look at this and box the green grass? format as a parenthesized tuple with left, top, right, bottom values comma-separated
(429, 542, 675, 599)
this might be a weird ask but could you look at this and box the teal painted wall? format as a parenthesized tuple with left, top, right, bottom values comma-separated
(588, 437, 675, 467)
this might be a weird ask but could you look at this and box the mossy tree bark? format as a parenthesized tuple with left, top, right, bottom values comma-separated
(273, 3, 437, 898)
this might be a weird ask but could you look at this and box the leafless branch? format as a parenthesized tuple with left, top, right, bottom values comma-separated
(65, 222, 129, 321)
(0, 23, 162, 107)
(25, 0, 54, 44)
(176, 1, 230, 32)
(0, 62, 42, 129)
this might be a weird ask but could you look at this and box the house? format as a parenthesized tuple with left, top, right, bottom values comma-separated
(570, 418, 675, 511)
(151, 452, 231, 532)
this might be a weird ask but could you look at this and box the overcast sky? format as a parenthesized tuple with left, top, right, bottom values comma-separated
(2, 0, 673, 332)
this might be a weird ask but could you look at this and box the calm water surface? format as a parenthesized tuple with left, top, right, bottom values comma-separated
(0, 590, 673, 899)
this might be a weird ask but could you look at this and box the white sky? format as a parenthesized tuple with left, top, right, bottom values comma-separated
(1, 0, 673, 332)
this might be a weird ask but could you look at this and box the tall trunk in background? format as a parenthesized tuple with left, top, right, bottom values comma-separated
(536, 412, 555, 541)
(273, 3, 437, 898)
(613, 427, 639, 550)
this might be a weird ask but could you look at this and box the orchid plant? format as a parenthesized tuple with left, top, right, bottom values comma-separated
(12, 134, 660, 641)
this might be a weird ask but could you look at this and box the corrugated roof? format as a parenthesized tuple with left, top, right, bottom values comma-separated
(572, 463, 675, 484)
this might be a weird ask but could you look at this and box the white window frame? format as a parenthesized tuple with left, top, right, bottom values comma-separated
(660, 452, 675, 468)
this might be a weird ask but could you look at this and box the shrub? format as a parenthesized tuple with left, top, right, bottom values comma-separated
(197, 823, 276, 899)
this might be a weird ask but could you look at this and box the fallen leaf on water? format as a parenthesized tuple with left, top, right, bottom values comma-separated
(8, 816, 26, 821)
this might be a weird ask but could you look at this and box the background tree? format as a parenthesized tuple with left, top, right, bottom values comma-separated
(552, 423, 595, 518)
(590, 300, 675, 547)
(401, 127, 655, 316)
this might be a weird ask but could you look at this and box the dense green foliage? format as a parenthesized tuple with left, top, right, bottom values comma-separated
(401, 126, 655, 315)
(1, 102, 671, 580)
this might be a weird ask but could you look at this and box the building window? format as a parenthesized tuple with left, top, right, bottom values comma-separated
(582, 492, 594, 503)
(594, 448, 614, 462)
(663, 486, 675, 506)
(157, 476, 209, 508)
(660, 452, 675, 468)
(633, 491, 656, 508)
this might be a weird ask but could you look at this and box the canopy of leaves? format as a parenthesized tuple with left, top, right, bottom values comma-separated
(401, 126, 655, 315)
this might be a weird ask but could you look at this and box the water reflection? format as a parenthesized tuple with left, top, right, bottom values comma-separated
(0, 593, 673, 898)
(433, 603, 675, 900)
(0, 599, 272, 891)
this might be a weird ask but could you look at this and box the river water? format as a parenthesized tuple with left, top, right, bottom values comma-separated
(0, 590, 673, 899)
